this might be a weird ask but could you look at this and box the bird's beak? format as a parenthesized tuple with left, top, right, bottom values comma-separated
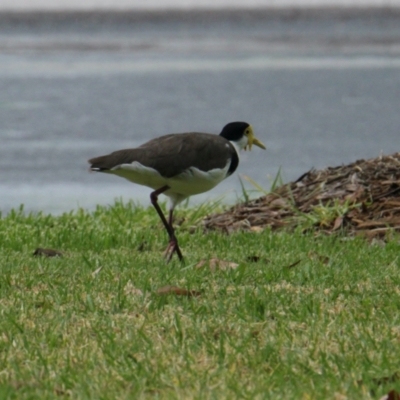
(246, 126, 266, 151)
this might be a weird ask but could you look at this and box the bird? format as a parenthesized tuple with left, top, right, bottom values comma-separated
(88, 121, 266, 262)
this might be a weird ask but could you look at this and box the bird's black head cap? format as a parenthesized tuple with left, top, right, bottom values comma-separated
(219, 121, 250, 141)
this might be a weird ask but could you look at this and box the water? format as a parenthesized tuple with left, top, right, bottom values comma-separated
(2, 0, 400, 11)
(1, 0, 400, 11)
(1, 10, 400, 214)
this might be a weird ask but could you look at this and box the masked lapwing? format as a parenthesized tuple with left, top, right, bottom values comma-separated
(88, 121, 266, 262)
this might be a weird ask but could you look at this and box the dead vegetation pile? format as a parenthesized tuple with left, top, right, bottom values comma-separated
(204, 153, 400, 239)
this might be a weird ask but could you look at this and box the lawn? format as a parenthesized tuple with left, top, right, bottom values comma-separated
(1, 201, 400, 399)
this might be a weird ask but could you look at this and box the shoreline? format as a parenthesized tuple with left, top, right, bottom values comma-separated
(1, 8, 400, 31)
(1, 7, 400, 19)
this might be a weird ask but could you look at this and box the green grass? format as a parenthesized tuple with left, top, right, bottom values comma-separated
(1, 201, 400, 399)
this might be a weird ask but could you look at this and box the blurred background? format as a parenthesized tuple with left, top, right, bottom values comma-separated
(1, 0, 400, 214)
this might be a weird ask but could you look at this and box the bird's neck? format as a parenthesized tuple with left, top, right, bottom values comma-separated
(230, 136, 248, 154)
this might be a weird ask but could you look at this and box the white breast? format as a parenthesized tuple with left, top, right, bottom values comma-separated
(110, 159, 231, 197)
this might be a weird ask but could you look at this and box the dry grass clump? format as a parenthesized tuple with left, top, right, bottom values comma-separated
(204, 152, 400, 239)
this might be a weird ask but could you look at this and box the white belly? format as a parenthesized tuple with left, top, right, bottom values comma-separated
(110, 160, 231, 197)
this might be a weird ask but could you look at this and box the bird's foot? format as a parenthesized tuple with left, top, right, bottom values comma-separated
(164, 237, 184, 263)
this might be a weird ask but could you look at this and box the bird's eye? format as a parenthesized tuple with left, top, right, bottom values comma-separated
(245, 129, 250, 135)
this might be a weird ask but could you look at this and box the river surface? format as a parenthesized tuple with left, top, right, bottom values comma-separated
(1, 10, 400, 214)
(2, 0, 400, 10)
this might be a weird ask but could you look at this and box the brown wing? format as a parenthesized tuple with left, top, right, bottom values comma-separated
(88, 132, 239, 178)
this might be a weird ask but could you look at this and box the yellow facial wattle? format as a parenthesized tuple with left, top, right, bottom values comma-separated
(245, 125, 266, 151)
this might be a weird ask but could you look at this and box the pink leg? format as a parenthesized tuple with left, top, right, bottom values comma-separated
(163, 209, 182, 262)
(150, 186, 183, 263)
